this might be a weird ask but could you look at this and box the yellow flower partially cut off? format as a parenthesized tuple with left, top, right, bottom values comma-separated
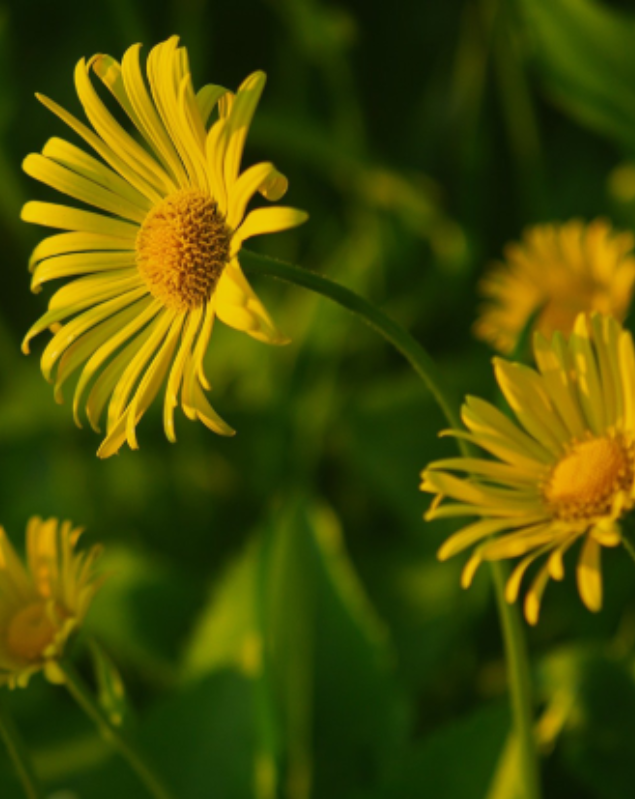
(22, 36, 308, 457)
(422, 313, 635, 624)
(0, 518, 102, 688)
(475, 220, 635, 354)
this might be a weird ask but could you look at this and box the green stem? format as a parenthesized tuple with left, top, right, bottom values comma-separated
(0, 696, 43, 799)
(622, 534, 635, 568)
(241, 250, 466, 450)
(58, 661, 176, 799)
(242, 249, 541, 798)
(491, 562, 541, 799)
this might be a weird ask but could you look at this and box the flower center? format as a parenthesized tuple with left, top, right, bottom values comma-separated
(544, 435, 635, 521)
(6, 602, 56, 662)
(136, 189, 231, 312)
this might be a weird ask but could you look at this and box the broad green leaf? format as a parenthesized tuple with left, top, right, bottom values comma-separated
(541, 646, 635, 799)
(259, 496, 406, 799)
(183, 541, 262, 680)
(378, 702, 510, 799)
(184, 496, 406, 799)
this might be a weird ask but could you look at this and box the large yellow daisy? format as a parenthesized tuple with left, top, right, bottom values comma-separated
(0, 517, 102, 688)
(475, 219, 635, 354)
(22, 36, 307, 457)
(421, 313, 635, 624)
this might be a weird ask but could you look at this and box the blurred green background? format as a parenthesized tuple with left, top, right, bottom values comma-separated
(1, 0, 635, 796)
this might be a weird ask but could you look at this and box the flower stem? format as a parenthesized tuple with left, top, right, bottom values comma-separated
(242, 249, 541, 797)
(58, 660, 176, 799)
(0, 696, 43, 799)
(490, 561, 541, 799)
(241, 250, 466, 451)
(622, 534, 635, 568)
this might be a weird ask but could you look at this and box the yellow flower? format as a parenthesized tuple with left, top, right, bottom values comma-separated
(474, 220, 635, 354)
(421, 313, 635, 624)
(0, 517, 102, 688)
(22, 36, 308, 458)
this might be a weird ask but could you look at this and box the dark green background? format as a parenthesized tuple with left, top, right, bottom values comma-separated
(0, 0, 634, 796)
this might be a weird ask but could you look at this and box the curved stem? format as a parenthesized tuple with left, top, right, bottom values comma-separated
(242, 249, 541, 798)
(0, 696, 43, 799)
(58, 661, 176, 799)
(491, 561, 541, 799)
(241, 249, 467, 454)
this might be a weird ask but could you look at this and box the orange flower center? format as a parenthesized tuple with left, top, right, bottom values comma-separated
(6, 601, 57, 662)
(544, 435, 634, 521)
(136, 189, 231, 312)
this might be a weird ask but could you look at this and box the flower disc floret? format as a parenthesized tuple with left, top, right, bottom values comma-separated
(544, 435, 635, 521)
(136, 189, 231, 312)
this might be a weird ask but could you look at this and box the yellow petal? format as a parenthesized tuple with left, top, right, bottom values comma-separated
(28, 232, 135, 272)
(36, 93, 163, 204)
(23, 153, 147, 224)
(41, 137, 151, 212)
(223, 71, 266, 189)
(196, 83, 229, 127)
(577, 535, 603, 612)
(216, 260, 289, 344)
(32, 251, 137, 291)
(74, 57, 175, 194)
(227, 162, 286, 229)
(73, 297, 160, 425)
(22, 201, 138, 240)
(524, 563, 552, 625)
(437, 517, 541, 561)
(232, 207, 308, 253)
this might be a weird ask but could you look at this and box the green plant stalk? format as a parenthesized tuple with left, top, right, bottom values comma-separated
(491, 561, 541, 799)
(241, 250, 465, 446)
(242, 249, 542, 799)
(622, 534, 635, 568)
(58, 661, 176, 799)
(0, 696, 43, 799)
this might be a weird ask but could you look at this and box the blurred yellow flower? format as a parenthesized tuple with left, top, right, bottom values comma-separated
(0, 518, 102, 688)
(475, 220, 635, 354)
(421, 313, 635, 624)
(22, 36, 307, 457)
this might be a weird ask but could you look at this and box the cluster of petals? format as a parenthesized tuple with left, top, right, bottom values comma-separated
(422, 313, 635, 624)
(0, 518, 101, 688)
(475, 219, 635, 354)
(22, 36, 307, 457)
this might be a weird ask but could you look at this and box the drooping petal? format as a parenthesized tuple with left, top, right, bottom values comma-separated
(216, 260, 290, 344)
(577, 535, 603, 612)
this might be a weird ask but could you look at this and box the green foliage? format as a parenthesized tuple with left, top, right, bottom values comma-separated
(0, 0, 634, 797)
(516, 0, 635, 153)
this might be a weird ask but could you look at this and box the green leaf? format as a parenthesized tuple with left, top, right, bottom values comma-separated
(541, 646, 635, 799)
(185, 496, 406, 799)
(183, 541, 261, 680)
(259, 496, 407, 799)
(378, 702, 510, 799)
(516, 0, 635, 152)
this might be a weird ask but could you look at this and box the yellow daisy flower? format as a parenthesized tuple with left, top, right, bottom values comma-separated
(0, 517, 102, 688)
(22, 36, 308, 458)
(475, 219, 635, 354)
(421, 313, 635, 624)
